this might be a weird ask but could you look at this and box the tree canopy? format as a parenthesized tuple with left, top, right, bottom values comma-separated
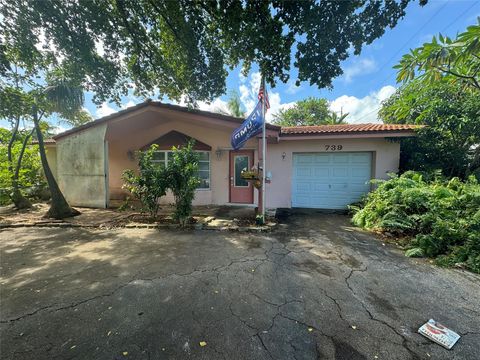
(395, 17, 480, 91)
(273, 97, 348, 126)
(0, 0, 424, 104)
(379, 80, 480, 178)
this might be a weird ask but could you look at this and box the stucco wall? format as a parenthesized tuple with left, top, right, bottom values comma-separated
(106, 112, 258, 206)
(265, 138, 400, 209)
(45, 145, 57, 180)
(55, 124, 107, 208)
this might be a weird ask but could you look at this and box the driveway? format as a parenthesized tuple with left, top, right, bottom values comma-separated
(1, 212, 479, 360)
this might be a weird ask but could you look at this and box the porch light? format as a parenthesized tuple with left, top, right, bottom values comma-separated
(282, 152, 286, 160)
(127, 150, 135, 161)
(215, 147, 223, 160)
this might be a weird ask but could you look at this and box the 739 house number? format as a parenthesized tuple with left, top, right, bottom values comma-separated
(325, 145, 343, 151)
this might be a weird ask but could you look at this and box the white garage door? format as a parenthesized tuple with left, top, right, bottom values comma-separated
(292, 152, 372, 209)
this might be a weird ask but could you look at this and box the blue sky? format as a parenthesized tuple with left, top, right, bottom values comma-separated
(55, 0, 480, 131)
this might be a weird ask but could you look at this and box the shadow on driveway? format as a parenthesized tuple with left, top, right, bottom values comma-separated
(1, 212, 479, 359)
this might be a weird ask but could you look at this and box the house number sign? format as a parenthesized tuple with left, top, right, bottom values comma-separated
(325, 145, 343, 151)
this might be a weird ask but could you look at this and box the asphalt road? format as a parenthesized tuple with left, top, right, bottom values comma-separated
(1, 211, 479, 359)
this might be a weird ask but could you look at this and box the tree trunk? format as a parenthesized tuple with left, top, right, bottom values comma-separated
(7, 116, 31, 209)
(32, 105, 80, 219)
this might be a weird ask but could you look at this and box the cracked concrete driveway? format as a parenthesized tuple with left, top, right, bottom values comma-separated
(1, 211, 479, 360)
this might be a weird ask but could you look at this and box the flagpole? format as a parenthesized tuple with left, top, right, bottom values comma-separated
(261, 76, 266, 223)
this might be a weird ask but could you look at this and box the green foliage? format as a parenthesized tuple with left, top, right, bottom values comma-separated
(1, 0, 423, 104)
(122, 142, 200, 226)
(167, 142, 200, 227)
(0, 128, 44, 205)
(395, 18, 480, 91)
(273, 97, 349, 126)
(122, 145, 168, 218)
(379, 80, 480, 179)
(351, 172, 480, 273)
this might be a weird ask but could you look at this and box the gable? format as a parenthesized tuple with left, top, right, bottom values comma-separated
(140, 130, 212, 151)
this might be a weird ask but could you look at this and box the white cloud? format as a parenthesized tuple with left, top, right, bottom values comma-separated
(198, 98, 229, 114)
(285, 78, 302, 94)
(121, 100, 137, 109)
(238, 71, 293, 122)
(341, 58, 377, 83)
(52, 125, 70, 134)
(96, 103, 117, 118)
(329, 85, 396, 124)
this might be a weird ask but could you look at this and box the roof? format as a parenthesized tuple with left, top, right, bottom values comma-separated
(280, 123, 421, 136)
(31, 138, 56, 145)
(53, 100, 281, 140)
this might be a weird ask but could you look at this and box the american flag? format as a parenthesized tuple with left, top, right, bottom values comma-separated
(258, 84, 270, 110)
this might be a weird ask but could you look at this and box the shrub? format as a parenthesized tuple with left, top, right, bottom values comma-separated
(122, 141, 200, 226)
(351, 171, 480, 273)
(166, 141, 200, 227)
(122, 144, 168, 218)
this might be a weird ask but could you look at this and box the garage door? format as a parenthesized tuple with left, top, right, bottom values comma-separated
(292, 152, 372, 209)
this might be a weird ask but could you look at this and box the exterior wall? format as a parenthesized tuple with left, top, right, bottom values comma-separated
(45, 145, 57, 180)
(265, 138, 400, 209)
(55, 124, 108, 208)
(106, 114, 258, 206)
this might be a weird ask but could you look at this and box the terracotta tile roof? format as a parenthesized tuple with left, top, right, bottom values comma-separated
(32, 138, 56, 145)
(280, 123, 420, 135)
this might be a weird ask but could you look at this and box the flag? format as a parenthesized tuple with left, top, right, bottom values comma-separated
(231, 100, 264, 150)
(258, 84, 270, 110)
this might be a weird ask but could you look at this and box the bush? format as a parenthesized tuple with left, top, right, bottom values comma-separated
(122, 141, 200, 226)
(351, 171, 480, 273)
(0, 128, 45, 205)
(122, 144, 168, 218)
(167, 142, 200, 227)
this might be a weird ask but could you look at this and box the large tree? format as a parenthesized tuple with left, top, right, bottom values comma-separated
(273, 97, 348, 126)
(395, 18, 480, 91)
(273, 97, 331, 126)
(379, 80, 480, 179)
(1, 0, 425, 105)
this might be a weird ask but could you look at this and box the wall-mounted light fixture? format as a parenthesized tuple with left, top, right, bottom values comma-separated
(215, 147, 223, 160)
(282, 152, 286, 161)
(127, 150, 135, 161)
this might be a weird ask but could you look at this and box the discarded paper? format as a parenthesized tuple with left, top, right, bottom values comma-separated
(418, 319, 460, 349)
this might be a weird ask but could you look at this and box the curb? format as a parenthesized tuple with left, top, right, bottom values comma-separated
(0, 222, 276, 232)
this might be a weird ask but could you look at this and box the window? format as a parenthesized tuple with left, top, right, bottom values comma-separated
(152, 150, 210, 189)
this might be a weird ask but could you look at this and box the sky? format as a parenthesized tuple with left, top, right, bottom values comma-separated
(6, 0, 480, 133)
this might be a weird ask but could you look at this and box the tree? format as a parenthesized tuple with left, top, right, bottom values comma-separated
(273, 97, 331, 126)
(216, 90, 245, 118)
(122, 144, 168, 218)
(395, 18, 480, 91)
(1, 0, 424, 104)
(0, 128, 44, 206)
(379, 80, 480, 179)
(167, 142, 200, 227)
(325, 111, 349, 125)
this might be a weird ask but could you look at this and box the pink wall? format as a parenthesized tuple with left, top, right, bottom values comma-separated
(105, 107, 259, 206)
(104, 107, 401, 209)
(264, 138, 400, 208)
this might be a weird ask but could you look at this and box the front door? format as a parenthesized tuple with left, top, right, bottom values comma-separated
(229, 150, 254, 204)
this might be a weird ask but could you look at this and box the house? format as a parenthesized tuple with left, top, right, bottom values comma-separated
(44, 100, 418, 210)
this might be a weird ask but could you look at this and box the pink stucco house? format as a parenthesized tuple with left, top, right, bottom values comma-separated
(45, 100, 418, 210)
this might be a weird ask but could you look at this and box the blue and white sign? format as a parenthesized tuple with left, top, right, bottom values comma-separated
(231, 101, 264, 150)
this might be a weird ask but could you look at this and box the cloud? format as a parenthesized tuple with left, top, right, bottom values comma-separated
(341, 58, 377, 83)
(285, 78, 302, 94)
(121, 100, 137, 109)
(329, 85, 396, 123)
(238, 71, 293, 122)
(96, 102, 117, 118)
(198, 98, 229, 114)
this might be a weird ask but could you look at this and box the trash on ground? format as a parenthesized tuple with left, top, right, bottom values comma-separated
(418, 319, 460, 349)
